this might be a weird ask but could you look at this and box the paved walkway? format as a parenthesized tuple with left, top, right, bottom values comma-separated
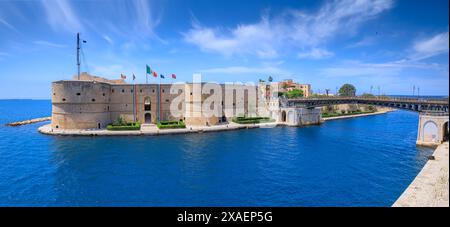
(38, 122, 280, 136)
(322, 109, 392, 121)
(393, 142, 449, 207)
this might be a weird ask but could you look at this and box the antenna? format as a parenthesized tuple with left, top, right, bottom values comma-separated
(77, 33, 80, 80)
(76, 33, 87, 80)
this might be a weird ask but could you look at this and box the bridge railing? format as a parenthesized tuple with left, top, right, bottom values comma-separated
(284, 96, 449, 104)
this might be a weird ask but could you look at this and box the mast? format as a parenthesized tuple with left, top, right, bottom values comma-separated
(77, 32, 80, 80)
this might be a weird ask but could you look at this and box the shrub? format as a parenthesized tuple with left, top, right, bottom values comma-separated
(107, 122, 140, 130)
(157, 120, 186, 129)
(232, 116, 275, 124)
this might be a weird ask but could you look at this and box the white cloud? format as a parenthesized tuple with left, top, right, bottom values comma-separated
(409, 32, 449, 61)
(298, 48, 334, 59)
(41, 0, 82, 32)
(184, 0, 393, 58)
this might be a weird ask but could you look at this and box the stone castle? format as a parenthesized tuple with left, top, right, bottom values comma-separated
(51, 73, 316, 130)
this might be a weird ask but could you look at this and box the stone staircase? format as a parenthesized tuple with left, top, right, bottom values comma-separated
(141, 124, 158, 132)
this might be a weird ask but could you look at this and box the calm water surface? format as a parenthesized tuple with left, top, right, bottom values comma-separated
(0, 100, 433, 206)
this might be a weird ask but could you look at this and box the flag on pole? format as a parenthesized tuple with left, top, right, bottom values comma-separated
(160, 74, 165, 79)
(133, 74, 136, 80)
(171, 74, 176, 79)
(120, 74, 126, 79)
(146, 65, 152, 74)
(153, 71, 157, 78)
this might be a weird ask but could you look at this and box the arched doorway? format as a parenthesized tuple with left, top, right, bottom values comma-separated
(281, 111, 287, 122)
(145, 113, 152, 123)
(423, 121, 438, 143)
(443, 121, 449, 142)
(144, 97, 151, 111)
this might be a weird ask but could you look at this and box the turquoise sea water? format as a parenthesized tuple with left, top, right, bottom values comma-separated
(0, 100, 433, 206)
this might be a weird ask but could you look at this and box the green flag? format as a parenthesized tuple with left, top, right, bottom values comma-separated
(146, 65, 151, 74)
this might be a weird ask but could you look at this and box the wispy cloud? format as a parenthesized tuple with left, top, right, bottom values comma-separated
(0, 18, 19, 33)
(102, 35, 114, 45)
(200, 65, 290, 75)
(184, 0, 393, 59)
(298, 48, 334, 59)
(407, 31, 449, 61)
(33, 40, 67, 48)
(346, 37, 376, 48)
(41, 0, 82, 32)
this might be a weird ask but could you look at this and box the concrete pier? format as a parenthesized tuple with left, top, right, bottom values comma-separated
(393, 142, 449, 207)
(7, 117, 51, 126)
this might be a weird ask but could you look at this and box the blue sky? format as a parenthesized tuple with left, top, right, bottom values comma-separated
(0, 0, 448, 99)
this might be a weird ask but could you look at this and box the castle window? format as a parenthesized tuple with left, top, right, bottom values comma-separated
(102, 93, 105, 96)
(131, 89, 133, 93)
(53, 93, 56, 96)
(112, 89, 115, 93)
(190, 92, 193, 95)
(152, 89, 155, 93)
(107, 106, 109, 111)
(162, 89, 165, 93)
(76, 93, 81, 96)
(62, 98, 66, 101)
(140, 89, 142, 93)
(92, 99, 96, 102)
(165, 99, 169, 102)
(122, 89, 125, 93)
(55, 125, 59, 129)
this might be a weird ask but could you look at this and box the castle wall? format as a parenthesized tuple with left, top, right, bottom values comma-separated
(51, 80, 111, 129)
(51, 80, 263, 129)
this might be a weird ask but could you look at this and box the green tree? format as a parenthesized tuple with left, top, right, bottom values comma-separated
(339, 84, 356, 97)
(361, 93, 375, 98)
(286, 89, 304, 98)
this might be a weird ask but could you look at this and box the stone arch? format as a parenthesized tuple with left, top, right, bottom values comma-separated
(443, 121, 449, 142)
(144, 113, 152, 123)
(281, 110, 287, 122)
(423, 120, 439, 143)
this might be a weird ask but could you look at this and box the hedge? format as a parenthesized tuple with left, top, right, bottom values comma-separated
(232, 117, 275, 124)
(157, 120, 186, 129)
(106, 122, 141, 131)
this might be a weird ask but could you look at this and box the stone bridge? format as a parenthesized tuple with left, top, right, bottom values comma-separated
(281, 97, 449, 112)
(277, 97, 449, 146)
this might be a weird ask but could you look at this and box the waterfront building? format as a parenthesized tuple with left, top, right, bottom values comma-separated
(51, 73, 269, 129)
(274, 79, 312, 97)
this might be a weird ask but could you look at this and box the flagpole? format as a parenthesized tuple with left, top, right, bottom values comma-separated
(132, 77, 136, 122)
(158, 75, 161, 122)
